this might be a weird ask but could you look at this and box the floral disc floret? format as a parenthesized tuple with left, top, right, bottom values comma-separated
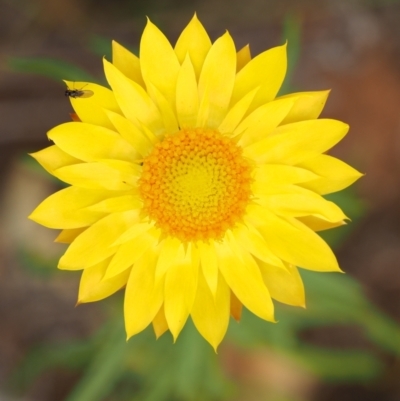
(139, 128, 252, 242)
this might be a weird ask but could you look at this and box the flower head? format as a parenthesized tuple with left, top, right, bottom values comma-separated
(29, 15, 362, 349)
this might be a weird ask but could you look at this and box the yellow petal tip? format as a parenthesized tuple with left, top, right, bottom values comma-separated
(154, 330, 168, 340)
(145, 16, 154, 27)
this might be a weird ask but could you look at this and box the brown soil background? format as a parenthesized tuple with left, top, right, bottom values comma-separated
(1, 0, 400, 400)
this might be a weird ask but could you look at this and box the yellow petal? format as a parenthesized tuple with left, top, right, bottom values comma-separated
(191, 270, 230, 351)
(140, 19, 180, 107)
(112, 221, 155, 246)
(298, 154, 363, 195)
(196, 84, 210, 128)
(152, 304, 169, 339)
(100, 159, 141, 184)
(47, 122, 137, 162)
(236, 97, 295, 147)
(174, 14, 212, 79)
(155, 237, 182, 281)
(258, 261, 305, 307)
(254, 164, 319, 186)
(59, 211, 139, 270)
(198, 31, 236, 128)
(124, 244, 164, 338)
(28, 186, 112, 229)
(230, 291, 242, 321)
(197, 241, 219, 297)
(298, 215, 346, 232)
(64, 80, 121, 130)
(30, 145, 81, 174)
(253, 184, 347, 222)
(138, 121, 158, 145)
(244, 119, 349, 165)
(230, 43, 287, 111)
(164, 244, 199, 340)
(232, 224, 285, 269)
(232, 97, 291, 137)
(279, 90, 330, 125)
(176, 54, 199, 129)
(83, 194, 141, 214)
(53, 160, 139, 191)
(236, 44, 251, 72)
(146, 82, 179, 134)
(112, 40, 145, 87)
(218, 87, 259, 135)
(105, 110, 153, 157)
(105, 228, 159, 279)
(103, 58, 164, 135)
(246, 205, 341, 272)
(215, 239, 274, 322)
(55, 227, 86, 243)
(78, 257, 129, 303)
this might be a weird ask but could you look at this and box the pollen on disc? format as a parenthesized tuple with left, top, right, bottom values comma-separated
(139, 128, 253, 242)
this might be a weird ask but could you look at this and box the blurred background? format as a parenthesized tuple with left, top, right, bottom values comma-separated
(1, 0, 400, 400)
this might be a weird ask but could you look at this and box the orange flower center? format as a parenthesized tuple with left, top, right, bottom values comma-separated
(139, 128, 252, 242)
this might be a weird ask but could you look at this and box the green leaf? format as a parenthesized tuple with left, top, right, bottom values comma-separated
(298, 270, 400, 355)
(16, 246, 63, 278)
(279, 13, 302, 95)
(8, 333, 103, 392)
(88, 35, 112, 59)
(293, 346, 383, 382)
(356, 308, 400, 356)
(128, 322, 231, 401)
(65, 320, 127, 401)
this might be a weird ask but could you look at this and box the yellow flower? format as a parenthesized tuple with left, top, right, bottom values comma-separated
(29, 15, 362, 349)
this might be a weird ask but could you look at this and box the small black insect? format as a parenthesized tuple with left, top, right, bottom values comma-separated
(65, 85, 94, 99)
